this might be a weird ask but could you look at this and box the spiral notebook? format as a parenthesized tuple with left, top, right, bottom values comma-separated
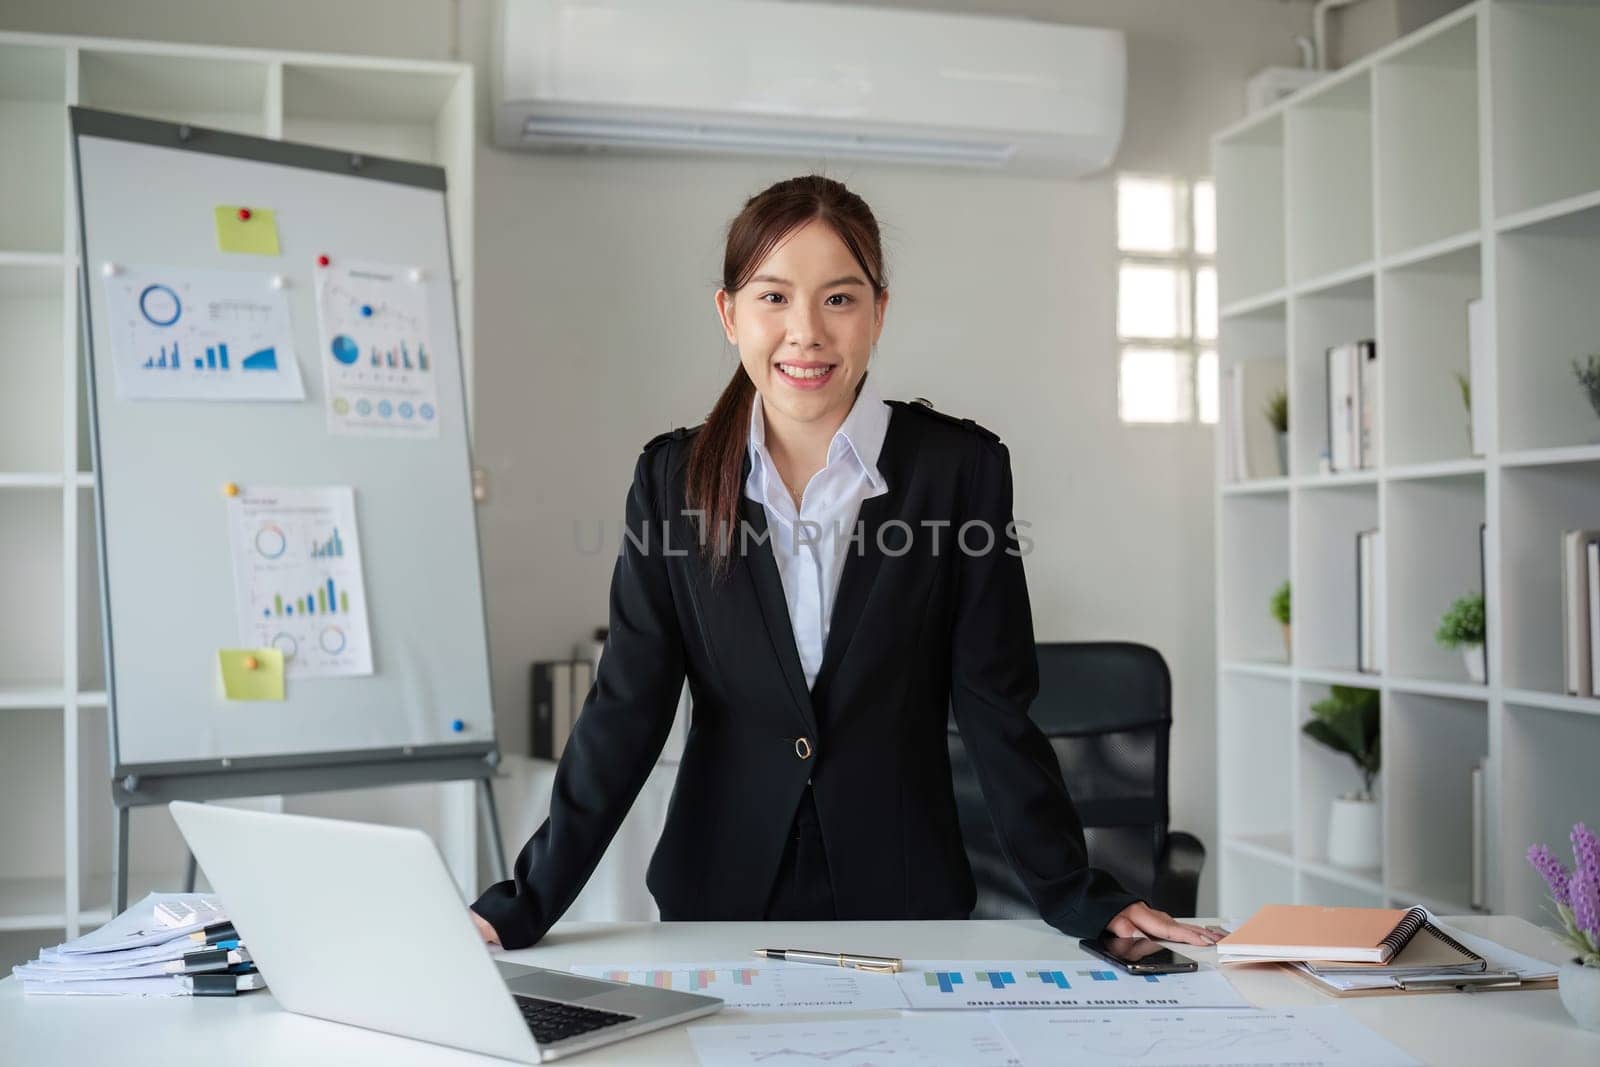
(1217, 904, 1437, 964)
(1302, 921, 1484, 975)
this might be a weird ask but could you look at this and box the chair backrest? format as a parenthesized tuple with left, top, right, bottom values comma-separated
(947, 641, 1173, 919)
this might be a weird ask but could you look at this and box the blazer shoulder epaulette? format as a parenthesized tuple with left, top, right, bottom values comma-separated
(641, 423, 704, 454)
(887, 397, 1002, 446)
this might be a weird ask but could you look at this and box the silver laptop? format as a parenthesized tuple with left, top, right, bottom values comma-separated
(169, 800, 722, 1062)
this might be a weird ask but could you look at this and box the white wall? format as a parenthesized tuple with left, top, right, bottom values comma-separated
(0, 0, 1356, 917)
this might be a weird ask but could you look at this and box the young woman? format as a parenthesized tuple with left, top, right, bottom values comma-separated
(470, 175, 1215, 951)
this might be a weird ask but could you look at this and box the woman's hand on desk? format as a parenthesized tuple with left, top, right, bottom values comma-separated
(1105, 901, 1220, 947)
(469, 908, 501, 946)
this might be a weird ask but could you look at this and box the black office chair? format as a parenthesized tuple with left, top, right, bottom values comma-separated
(947, 641, 1205, 919)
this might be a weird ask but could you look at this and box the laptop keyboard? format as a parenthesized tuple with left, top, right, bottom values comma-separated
(513, 994, 635, 1046)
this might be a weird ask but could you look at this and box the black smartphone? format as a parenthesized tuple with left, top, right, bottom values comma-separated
(1078, 935, 1198, 975)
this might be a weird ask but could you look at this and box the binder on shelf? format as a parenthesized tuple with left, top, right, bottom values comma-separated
(1356, 528, 1383, 674)
(1356, 340, 1378, 469)
(571, 657, 594, 741)
(1470, 757, 1487, 911)
(1478, 521, 1489, 684)
(1326, 342, 1357, 473)
(530, 658, 591, 759)
(1324, 340, 1376, 473)
(550, 660, 574, 760)
(1562, 529, 1599, 697)
(1466, 298, 1488, 456)
(1589, 538, 1600, 696)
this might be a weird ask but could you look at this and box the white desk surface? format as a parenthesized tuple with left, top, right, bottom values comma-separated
(3, 915, 1597, 1065)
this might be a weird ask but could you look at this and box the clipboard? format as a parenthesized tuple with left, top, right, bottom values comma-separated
(1281, 961, 1558, 998)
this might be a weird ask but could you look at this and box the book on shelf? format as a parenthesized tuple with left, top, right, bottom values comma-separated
(1324, 340, 1376, 473)
(1466, 298, 1488, 456)
(1562, 529, 1600, 697)
(1226, 359, 1288, 481)
(1357, 528, 1384, 674)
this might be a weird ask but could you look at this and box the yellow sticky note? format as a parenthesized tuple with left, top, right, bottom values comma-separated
(218, 648, 285, 701)
(214, 206, 280, 256)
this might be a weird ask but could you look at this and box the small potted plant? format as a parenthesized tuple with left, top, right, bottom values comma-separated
(1435, 591, 1486, 683)
(1527, 823, 1600, 1031)
(1270, 580, 1291, 661)
(1453, 371, 1477, 455)
(1264, 388, 1288, 476)
(1576, 355, 1600, 428)
(1302, 685, 1380, 869)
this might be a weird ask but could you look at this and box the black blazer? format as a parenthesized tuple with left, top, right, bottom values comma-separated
(472, 399, 1139, 949)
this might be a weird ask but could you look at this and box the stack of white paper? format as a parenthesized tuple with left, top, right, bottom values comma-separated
(12, 892, 256, 997)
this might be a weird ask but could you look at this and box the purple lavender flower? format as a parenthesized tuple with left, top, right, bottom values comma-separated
(1528, 843, 1571, 906)
(1573, 823, 1600, 886)
(1571, 868, 1600, 942)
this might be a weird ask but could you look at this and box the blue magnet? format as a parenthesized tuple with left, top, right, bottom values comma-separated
(451, 719, 465, 732)
(360, 304, 374, 317)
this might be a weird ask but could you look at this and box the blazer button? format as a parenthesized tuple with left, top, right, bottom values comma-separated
(794, 737, 813, 760)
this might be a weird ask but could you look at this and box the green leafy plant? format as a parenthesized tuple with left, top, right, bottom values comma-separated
(1263, 388, 1288, 434)
(1435, 592, 1486, 649)
(1269, 580, 1291, 626)
(1453, 371, 1472, 415)
(1576, 354, 1600, 418)
(1302, 686, 1380, 800)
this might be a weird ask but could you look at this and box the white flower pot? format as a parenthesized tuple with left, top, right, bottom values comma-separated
(1560, 959, 1600, 1032)
(1462, 644, 1486, 684)
(1327, 796, 1381, 869)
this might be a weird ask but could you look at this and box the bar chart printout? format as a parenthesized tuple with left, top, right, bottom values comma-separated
(896, 961, 1250, 1011)
(104, 265, 305, 401)
(569, 961, 909, 1012)
(227, 486, 373, 678)
(314, 258, 440, 438)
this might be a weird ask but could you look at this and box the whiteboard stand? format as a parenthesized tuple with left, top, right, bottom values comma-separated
(111, 752, 509, 912)
(70, 108, 508, 916)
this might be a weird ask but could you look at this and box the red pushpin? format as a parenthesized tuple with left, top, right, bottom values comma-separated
(237, 207, 252, 221)
(316, 254, 330, 267)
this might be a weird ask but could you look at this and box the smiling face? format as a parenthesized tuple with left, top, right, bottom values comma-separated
(715, 218, 888, 435)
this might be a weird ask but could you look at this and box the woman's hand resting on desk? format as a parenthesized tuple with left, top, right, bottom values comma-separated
(1106, 902, 1220, 946)
(469, 908, 501, 946)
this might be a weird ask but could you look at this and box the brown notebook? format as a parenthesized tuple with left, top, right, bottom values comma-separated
(1217, 904, 1428, 964)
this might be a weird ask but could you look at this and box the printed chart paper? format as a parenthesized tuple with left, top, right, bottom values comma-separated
(688, 1017, 1022, 1067)
(569, 961, 910, 1013)
(895, 961, 1250, 1012)
(989, 1008, 1420, 1067)
(315, 259, 441, 438)
(227, 486, 373, 678)
(104, 266, 305, 401)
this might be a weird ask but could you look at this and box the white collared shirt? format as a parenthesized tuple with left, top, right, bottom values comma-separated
(746, 376, 891, 691)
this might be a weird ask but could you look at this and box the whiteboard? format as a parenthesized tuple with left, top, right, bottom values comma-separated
(72, 109, 495, 772)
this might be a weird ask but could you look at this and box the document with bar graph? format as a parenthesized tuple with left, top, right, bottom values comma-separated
(569, 961, 910, 1012)
(103, 265, 306, 402)
(895, 961, 1250, 1011)
(227, 485, 374, 678)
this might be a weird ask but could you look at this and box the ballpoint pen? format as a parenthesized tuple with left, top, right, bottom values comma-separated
(754, 948, 902, 974)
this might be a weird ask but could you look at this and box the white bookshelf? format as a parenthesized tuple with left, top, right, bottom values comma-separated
(0, 31, 474, 939)
(1212, 1, 1600, 924)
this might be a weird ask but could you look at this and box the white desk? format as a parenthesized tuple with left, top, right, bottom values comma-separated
(3, 916, 1596, 1065)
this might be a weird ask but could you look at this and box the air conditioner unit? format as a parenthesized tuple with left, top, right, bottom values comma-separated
(493, 0, 1126, 177)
